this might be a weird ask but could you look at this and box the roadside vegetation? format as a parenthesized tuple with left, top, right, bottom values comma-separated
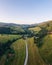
(27, 37, 46, 65)
(39, 34, 52, 65)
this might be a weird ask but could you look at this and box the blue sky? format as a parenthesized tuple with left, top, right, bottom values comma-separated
(0, 0, 52, 24)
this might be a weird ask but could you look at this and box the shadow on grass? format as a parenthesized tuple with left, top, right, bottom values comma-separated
(4, 48, 15, 65)
(0, 37, 22, 60)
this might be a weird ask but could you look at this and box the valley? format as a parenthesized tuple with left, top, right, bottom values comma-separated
(0, 21, 52, 65)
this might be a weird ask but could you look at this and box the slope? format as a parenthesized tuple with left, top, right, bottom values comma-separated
(27, 37, 47, 65)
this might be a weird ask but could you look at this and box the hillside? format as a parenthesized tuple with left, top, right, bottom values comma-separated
(28, 21, 52, 65)
(0, 22, 36, 34)
(27, 21, 52, 65)
(38, 21, 52, 31)
(39, 34, 52, 65)
(0, 35, 25, 65)
(0, 21, 52, 65)
(29, 20, 52, 31)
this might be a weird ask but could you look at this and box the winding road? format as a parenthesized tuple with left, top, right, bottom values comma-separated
(24, 38, 28, 65)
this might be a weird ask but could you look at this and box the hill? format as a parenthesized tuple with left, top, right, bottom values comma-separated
(39, 34, 52, 65)
(31, 21, 52, 65)
(38, 21, 52, 31)
(0, 21, 52, 65)
(28, 21, 52, 65)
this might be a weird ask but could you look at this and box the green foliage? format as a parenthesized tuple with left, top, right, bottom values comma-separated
(34, 28, 48, 47)
(0, 35, 25, 65)
(0, 34, 21, 59)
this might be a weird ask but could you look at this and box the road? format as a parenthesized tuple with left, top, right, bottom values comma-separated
(24, 39, 28, 65)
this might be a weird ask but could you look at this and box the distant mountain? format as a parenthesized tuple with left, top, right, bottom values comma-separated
(0, 22, 37, 34)
(0, 22, 20, 27)
(0, 22, 37, 28)
(0, 21, 52, 28)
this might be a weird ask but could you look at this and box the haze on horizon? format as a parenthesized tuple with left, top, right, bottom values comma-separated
(0, 0, 52, 24)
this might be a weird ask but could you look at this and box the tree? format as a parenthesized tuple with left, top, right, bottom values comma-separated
(34, 28, 48, 47)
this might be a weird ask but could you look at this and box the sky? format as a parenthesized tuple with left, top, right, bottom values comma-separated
(0, 0, 52, 24)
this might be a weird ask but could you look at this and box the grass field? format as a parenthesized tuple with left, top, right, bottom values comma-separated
(29, 27, 41, 34)
(10, 39, 26, 65)
(0, 34, 21, 44)
(0, 38, 26, 65)
(39, 34, 52, 65)
(27, 37, 46, 65)
(0, 34, 26, 65)
(0, 33, 52, 65)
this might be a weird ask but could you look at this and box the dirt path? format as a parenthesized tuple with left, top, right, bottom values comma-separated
(24, 39, 28, 65)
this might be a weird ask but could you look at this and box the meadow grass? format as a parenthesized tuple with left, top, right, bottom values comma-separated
(39, 34, 52, 65)
(4, 38, 26, 65)
(0, 34, 21, 44)
(27, 37, 47, 65)
(29, 27, 41, 34)
(0, 34, 25, 65)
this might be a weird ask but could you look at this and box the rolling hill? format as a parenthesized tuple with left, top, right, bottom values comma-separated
(0, 21, 52, 65)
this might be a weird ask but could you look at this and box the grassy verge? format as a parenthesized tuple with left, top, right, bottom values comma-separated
(27, 37, 47, 65)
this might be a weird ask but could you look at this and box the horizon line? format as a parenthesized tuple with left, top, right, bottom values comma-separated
(0, 20, 52, 25)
